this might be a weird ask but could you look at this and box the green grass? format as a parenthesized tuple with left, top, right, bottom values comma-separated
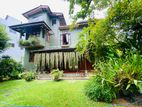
(0, 80, 109, 107)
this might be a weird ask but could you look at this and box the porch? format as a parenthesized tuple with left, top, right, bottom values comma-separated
(32, 48, 93, 77)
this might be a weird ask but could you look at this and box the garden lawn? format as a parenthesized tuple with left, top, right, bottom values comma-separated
(0, 80, 109, 107)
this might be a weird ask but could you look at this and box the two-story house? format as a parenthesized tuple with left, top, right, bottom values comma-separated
(10, 5, 93, 75)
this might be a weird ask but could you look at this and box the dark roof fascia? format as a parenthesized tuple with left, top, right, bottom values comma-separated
(9, 21, 51, 32)
(49, 12, 66, 25)
(23, 5, 66, 26)
(31, 48, 76, 53)
(59, 25, 69, 30)
(23, 5, 52, 18)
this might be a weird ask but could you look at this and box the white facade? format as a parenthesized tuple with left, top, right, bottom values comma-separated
(0, 16, 24, 63)
(26, 12, 82, 49)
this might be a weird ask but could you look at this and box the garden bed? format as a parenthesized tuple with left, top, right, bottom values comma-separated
(112, 95, 142, 107)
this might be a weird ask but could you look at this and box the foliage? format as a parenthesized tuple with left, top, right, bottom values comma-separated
(50, 69, 63, 81)
(85, 75, 116, 102)
(19, 35, 40, 47)
(68, 0, 113, 20)
(74, 0, 142, 63)
(19, 39, 31, 46)
(85, 53, 142, 102)
(107, 0, 142, 54)
(19, 71, 36, 81)
(0, 56, 24, 81)
(28, 35, 40, 45)
(76, 19, 117, 62)
(69, 0, 142, 103)
(0, 25, 9, 52)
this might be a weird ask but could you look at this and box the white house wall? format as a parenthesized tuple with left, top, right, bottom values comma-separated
(28, 12, 51, 27)
(60, 28, 82, 48)
(0, 16, 24, 63)
(48, 18, 61, 49)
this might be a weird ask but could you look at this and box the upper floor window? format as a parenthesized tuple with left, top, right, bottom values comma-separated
(52, 19, 56, 25)
(61, 33, 70, 46)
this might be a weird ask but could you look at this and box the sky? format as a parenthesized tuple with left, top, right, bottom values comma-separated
(0, 0, 106, 24)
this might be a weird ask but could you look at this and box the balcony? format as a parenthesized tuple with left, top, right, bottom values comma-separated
(19, 35, 45, 49)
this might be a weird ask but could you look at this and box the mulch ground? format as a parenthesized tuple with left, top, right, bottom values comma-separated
(112, 95, 142, 107)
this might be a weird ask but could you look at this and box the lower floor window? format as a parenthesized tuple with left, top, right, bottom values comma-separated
(29, 52, 34, 62)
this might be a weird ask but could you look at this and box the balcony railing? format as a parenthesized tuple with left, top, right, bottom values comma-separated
(19, 36, 45, 49)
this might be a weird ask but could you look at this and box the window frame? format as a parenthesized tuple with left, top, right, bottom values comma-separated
(60, 33, 71, 46)
(52, 19, 56, 26)
(29, 52, 35, 62)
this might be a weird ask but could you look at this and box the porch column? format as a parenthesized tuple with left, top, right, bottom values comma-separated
(26, 33, 29, 40)
(20, 32, 24, 39)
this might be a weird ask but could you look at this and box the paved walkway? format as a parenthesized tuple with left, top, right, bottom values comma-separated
(37, 73, 89, 80)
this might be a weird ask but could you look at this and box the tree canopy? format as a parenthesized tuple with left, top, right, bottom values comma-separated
(69, 0, 142, 62)
(68, 0, 142, 103)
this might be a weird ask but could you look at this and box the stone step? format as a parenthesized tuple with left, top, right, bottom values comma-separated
(37, 73, 88, 80)
(38, 73, 85, 77)
(37, 77, 88, 80)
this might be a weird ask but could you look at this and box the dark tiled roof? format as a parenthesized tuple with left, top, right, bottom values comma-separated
(23, 5, 66, 26)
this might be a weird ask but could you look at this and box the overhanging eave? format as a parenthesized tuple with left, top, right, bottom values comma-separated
(9, 21, 51, 33)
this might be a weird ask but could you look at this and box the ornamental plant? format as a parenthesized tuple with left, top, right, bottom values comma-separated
(85, 53, 142, 102)
(0, 55, 24, 81)
(50, 69, 63, 81)
(19, 35, 40, 47)
(19, 71, 36, 82)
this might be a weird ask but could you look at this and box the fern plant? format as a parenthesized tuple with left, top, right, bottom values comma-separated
(85, 53, 142, 102)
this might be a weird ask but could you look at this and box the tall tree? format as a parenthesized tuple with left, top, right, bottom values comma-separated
(68, 0, 142, 63)
(68, 0, 116, 20)
(0, 25, 9, 53)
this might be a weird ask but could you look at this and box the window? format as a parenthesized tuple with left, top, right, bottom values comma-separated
(52, 19, 56, 25)
(29, 52, 35, 62)
(10, 43, 15, 47)
(8, 43, 15, 47)
(46, 32, 50, 42)
(61, 33, 70, 46)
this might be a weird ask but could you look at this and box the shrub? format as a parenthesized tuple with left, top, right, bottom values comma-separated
(28, 36, 39, 45)
(85, 75, 117, 102)
(0, 56, 24, 81)
(50, 69, 63, 81)
(19, 36, 40, 47)
(20, 71, 36, 82)
(85, 53, 142, 102)
(19, 39, 31, 46)
(115, 54, 142, 96)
